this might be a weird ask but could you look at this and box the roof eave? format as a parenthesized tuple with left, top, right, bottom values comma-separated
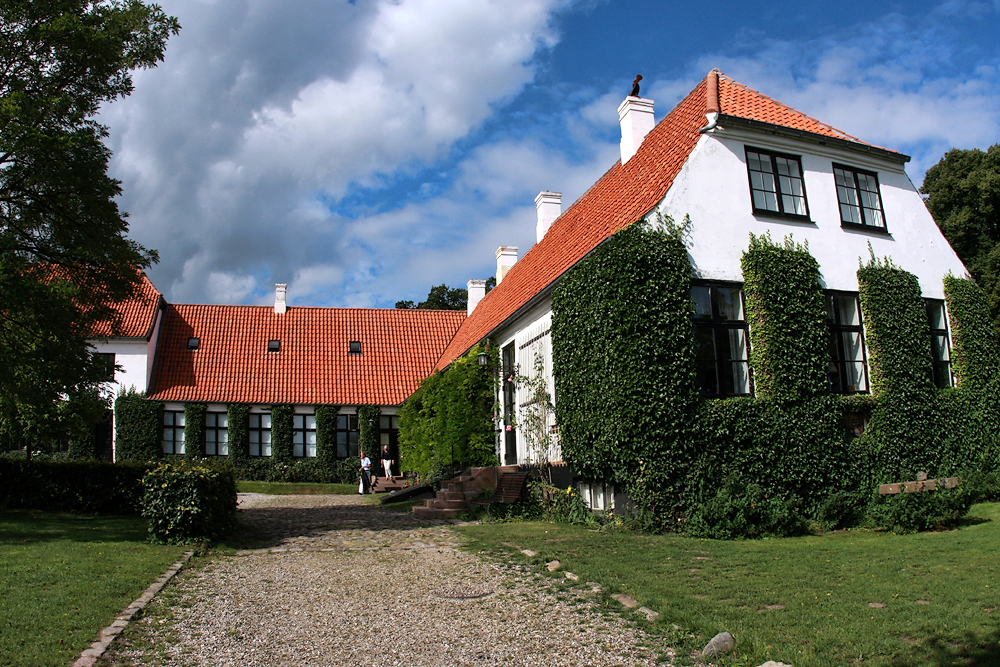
(714, 114, 910, 164)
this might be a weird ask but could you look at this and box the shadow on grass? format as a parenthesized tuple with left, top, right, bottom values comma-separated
(890, 628, 1000, 667)
(0, 509, 146, 545)
(226, 498, 432, 550)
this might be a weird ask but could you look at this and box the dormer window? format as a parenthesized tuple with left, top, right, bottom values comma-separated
(187, 337, 200, 351)
(268, 340, 280, 353)
(349, 341, 362, 355)
(834, 164, 886, 231)
(745, 147, 809, 220)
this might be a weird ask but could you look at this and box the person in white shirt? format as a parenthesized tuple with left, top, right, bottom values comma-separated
(358, 451, 372, 494)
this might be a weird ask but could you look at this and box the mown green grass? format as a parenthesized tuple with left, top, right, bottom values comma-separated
(0, 510, 185, 667)
(457, 503, 1000, 667)
(237, 480, 357, 495)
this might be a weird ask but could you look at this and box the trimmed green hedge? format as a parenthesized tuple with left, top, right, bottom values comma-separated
(270, 405, 293, 463)
(114, 389, 161, 461)
(226, 404, 250, 465)
(315, 405, 340, 468)
(0, 458, 148, 514)
(358, 405, 380, 458)
(741, 233, 828, 401)
(398, 343, 498, 475)
(141, 460, 238, 544)
(184, 403, 206, 458)
(552, 219, 697, 528)
(944, 274, 1000, 389)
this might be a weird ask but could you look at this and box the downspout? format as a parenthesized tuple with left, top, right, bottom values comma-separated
(698, 68, 721, 134)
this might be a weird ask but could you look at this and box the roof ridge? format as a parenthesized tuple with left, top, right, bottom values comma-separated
(169, 302, 466, 315)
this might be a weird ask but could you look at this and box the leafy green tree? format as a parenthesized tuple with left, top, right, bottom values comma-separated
(0, 0, 179, 450)
(396, 284, 468, 310)
(921, 144, 1000, 331)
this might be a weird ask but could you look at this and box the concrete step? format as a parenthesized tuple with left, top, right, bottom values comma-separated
(413, 506, 463, 519)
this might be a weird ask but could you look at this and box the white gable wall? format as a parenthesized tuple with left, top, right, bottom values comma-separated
(655, 131, 967, 297)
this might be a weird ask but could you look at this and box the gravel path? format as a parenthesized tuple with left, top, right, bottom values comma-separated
(104, 494, 672, 666)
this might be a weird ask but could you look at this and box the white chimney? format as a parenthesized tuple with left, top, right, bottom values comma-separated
(617, 96, 655, 164)
(535, 191, 562, 243)
(467, 279, 487, 315)
(495, 246, 518, 285)
(274, 283, 287, 314)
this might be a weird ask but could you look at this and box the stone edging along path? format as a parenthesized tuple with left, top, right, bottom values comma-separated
(72, 550, 195, 667)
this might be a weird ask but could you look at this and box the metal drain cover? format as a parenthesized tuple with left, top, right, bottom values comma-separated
(431, 587, 495, 600)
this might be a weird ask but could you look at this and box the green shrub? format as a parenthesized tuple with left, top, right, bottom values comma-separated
(685, 477, 809, 539)
(398, 343, 498, 474)
(866, 486, 977, 534)
(270, 405, 293, 462)
(114, 389, 161, 461)
(141, 460, 238, 544)
(814, 490, 868, 531)
(226, 404, 250, 465)
(184, 403, 206, 459)
(358, 405, 380, 457)
(741, 233, 829, 401)
(315, 405, 340, 468)
(552, 219, 697, 528)
(944, 274, 1000, 389)
(0, 458, 148, 514)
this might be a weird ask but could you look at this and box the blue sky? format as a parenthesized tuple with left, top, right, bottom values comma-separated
(102, 0, 1000, 308)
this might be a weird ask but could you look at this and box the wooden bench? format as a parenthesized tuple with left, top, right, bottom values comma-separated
(469, 472, 529, 517)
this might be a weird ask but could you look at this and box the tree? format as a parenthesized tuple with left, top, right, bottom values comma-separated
(395, 278, 495, 311)
(0, 0, 179, 453)
(921, 145, 1000, 331)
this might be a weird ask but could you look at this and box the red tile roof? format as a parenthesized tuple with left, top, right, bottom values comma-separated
(148, 304, 466, 405)
(88, 272, 163, 339)
(435, 70, 895, 368)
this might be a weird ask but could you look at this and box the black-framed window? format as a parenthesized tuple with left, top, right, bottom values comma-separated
(293, 414, 317, 458)
(162, 410, 186, 455)
(379, 415, 400, 476)
(925, 299, 952, 388)
(746, 148, 809, 219)
(336, 414, 360, 458)
(205, 412, 228, 456)
(692, 283, 751, 397)
(94, 352, 115, 382)
(249, 413, 272, 457)
(834, 164, 886, 230)
(826, 292, 869, 394)
(349, 341, 362, 355)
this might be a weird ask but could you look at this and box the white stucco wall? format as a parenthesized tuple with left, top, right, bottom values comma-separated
(655, 130, 968, 298)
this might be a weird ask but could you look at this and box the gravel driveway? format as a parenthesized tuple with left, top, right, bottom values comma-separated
(103, 493, 672, 666)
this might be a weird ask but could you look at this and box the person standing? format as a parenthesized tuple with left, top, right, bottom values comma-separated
(358, 451, 372, 494)
(381, 444, 394, 481)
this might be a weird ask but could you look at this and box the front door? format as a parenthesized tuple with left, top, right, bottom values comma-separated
(502, 343, 517, 465)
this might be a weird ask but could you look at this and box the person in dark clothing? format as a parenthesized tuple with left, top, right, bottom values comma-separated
(381, 444, 394, 480)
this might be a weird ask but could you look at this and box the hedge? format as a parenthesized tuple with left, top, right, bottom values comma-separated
(552, 218, 697, 528)
(114, 388, 161, 461)
(226, 403, 250, 465)
(398, 343, 498, 475)
(270, 405, 293, 463)
(0, 458, 148, 514)
(358, 405, 380, 458)
(184, 403, 206, 458)
(315, 405, 340, 468)
(944, 273, 1000, 389)
(141, 460, 238, 543)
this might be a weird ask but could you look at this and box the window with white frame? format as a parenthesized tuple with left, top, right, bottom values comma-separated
(249, 413, 272, 457)
(162, 410, 185, 455)
(293, 414, 317, 457)
(745, 147, 809, 219)
(826, 292, 869, 394)
(834, 164, 886, 230)
(925, 299, 953, 388)
(205, 412, 228, 456)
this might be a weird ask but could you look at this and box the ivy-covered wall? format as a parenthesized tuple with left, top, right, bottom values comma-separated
(552, 220, 697, 526)
(270, 405, 293, 463)
(944, 274, 1000, 389)
(397, 342, 498, 475)
(357, 405, 380, 458)
(114, 389, 161, 462)
(226, 404, 250, 465)
(315, 405, 340, 467)
(183, 403, 206, 459)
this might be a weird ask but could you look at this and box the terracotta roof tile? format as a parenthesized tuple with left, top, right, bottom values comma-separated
(435, 71, 897, 369)
(148, 305, 465, 406)
(88, 273, 163, 339)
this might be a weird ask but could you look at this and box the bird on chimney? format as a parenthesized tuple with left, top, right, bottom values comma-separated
(630, 74, 642, 97)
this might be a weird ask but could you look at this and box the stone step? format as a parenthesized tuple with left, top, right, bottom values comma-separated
(412, 506, 463, 519)
(428, 499, 467, 510)
(438, 491, 465, 501)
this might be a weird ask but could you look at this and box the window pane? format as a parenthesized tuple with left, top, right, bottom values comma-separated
(163, 412, 173, 426)
(932, 334, 950, 362)
(692, 287, 712, 319)
(717, 288, 744, 320)
(293, 444, 304, 457)
(380, 432, 389, 446)
(306, 444, 317, 458)
(250, 442, 260, 456)
(206, 442, 216, 456)
(250, 414, 260, 428)
(219, 431, 228, 443)
(178, 441, 185, 455)
(725, 361, 751, 395)
(695, 362, 719, 396)
(845, 361, 867, 393)
(694, 327, 716, 361)
(723, 328, 748, 362)
(177, 430, 185, 443)
(205, 414, 216, 427)
(337, 431, 347, 445)
(261, 414, 271, 429)
(176, 413, 185, 427)
(306, 431, 317, 444)
(348, 432, 359, 446)
(219, 414, 228, 428)
(162, 439, 172, 454)
(380, 416, 391, 430)
(927, 301, 946, 330)
(391, 416, 399, 429)
(843, 331, 865, 363)
(305, 415, 316, 430)
(163, 427, 172, 443)
(349, 415, 358, 430)
(262, 443, 271, 457)
(250, 431, 259, 444)
(293, 431, 304, 444)
(836, 295, 860, 326)
(293, 415, 304, 429)
(337, 415, 348, 430)
(261, 431, 271, 444)
(349, 442, 359, 458)
(828, 360, 842, 393)
(219, 441, 228, 456)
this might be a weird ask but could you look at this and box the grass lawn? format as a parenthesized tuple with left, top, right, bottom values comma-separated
(237, 480, 357, 495)
(457, 502, 1000, 667)
(0, 510, 185, 667)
